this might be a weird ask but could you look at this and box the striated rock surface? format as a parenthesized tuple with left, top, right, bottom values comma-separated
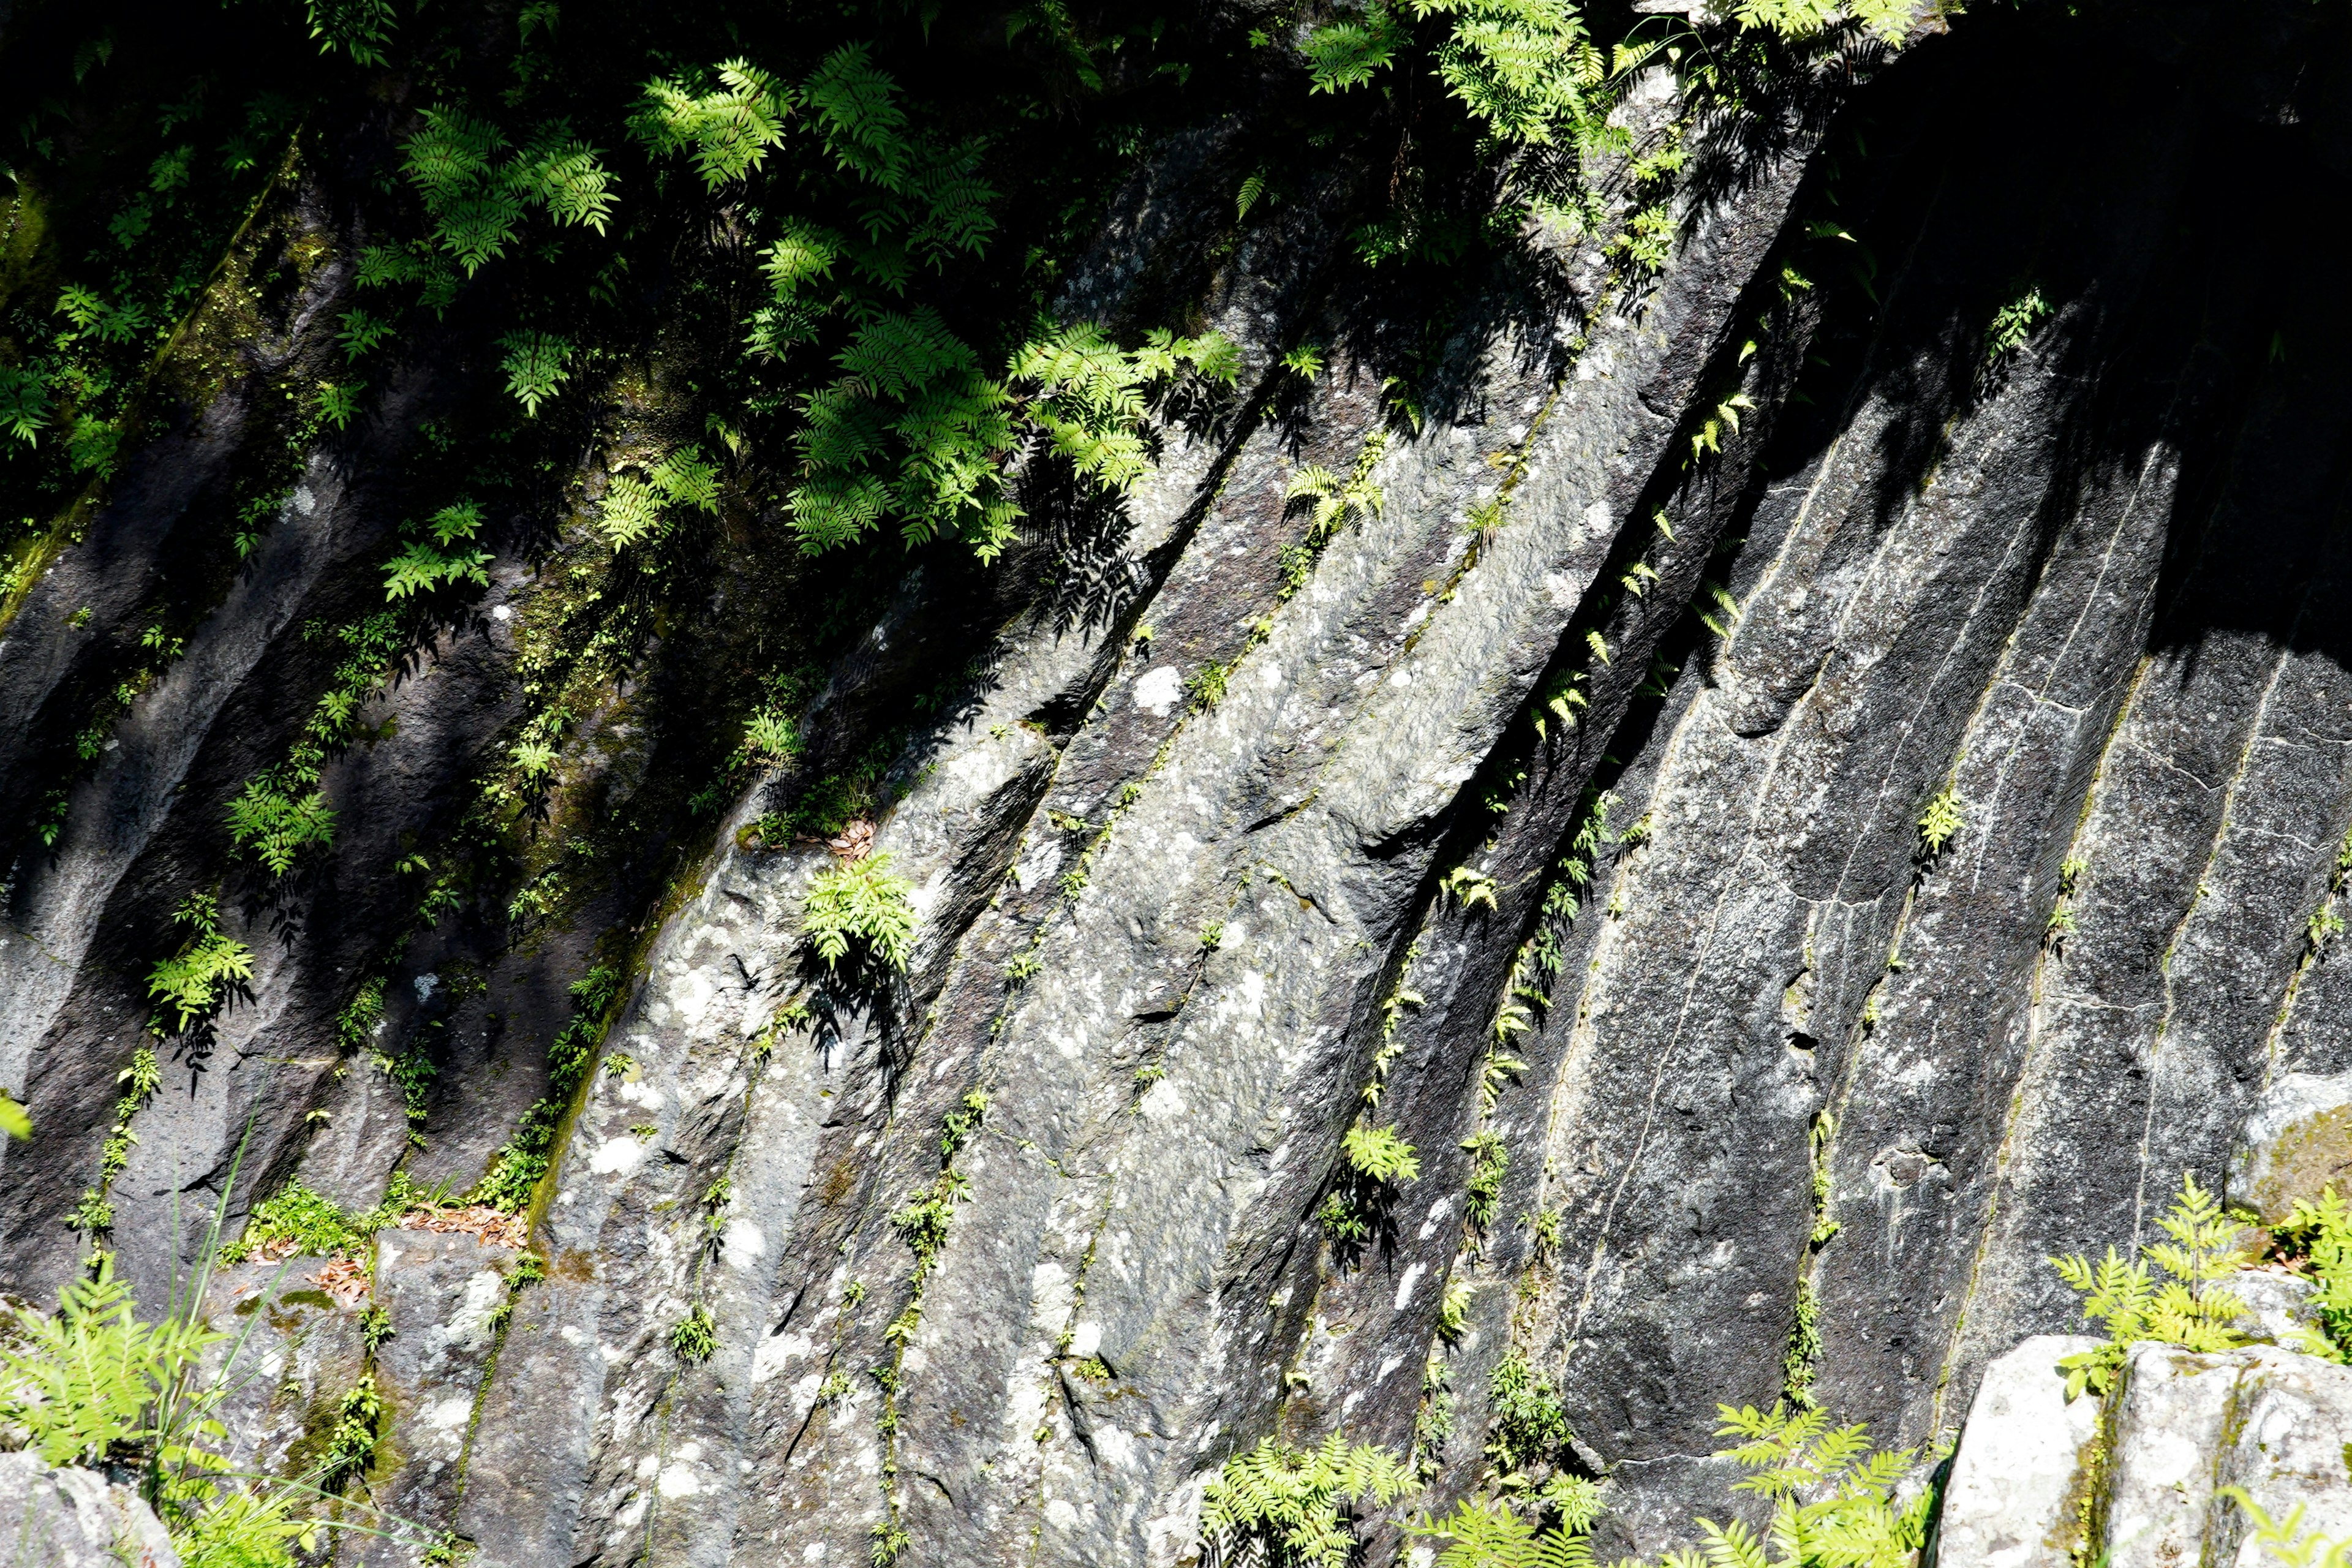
(12, 2, 2352, 1564)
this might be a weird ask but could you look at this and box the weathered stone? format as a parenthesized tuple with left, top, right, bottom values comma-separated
(1934, 1335, 2101, 1568)
(2230, 1072, 2352, 1225)
(2208, 1348, 2352, 1567)
(2231, 1270, 2323, 1349)
(356, 1228, 518, 1566)
(2092, 1341, 2352, 1568)
(0, 1450, 177, 1568)
(199, 1260, 368, 1480)
(2101, 1342, 2241, 1568)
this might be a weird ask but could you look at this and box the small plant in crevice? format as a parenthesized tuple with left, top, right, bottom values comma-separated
(1484, 1352, 1573, 1477)
(669, 1302, 717, 1365)
(1463, 1133, 1508, 1234)
(1782, 1111, 1841, 1409)
(146, 891, 254, 1037)
(227, 609, 417, 877)
(1321, 1122, 1419, 1249)
(1415, 1396, 1929, 1568)
(470, 962, 625, 1215)
(801, 851, 916, 974)
(319, 1373, 386, 1494)
(1444, 865, 1500, 912)
(2269, 1185, 2352, 1363)
(72, 1044, 162, 1235)
(1915, 785, 1962, 863)
(382, 500, 492, 602)
(2045, 853, 2089, 953)
(1984, 282, 2051, 366)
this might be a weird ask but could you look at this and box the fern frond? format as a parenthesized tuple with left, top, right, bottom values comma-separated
(807, 43, 911, 190)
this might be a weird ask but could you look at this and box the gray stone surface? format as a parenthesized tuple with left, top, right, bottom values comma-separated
(11, 9, 2352, 1568)
(0, 1450, 177, 1568)
(1936, 1335, 2101, 1568)
(2231, 1071, 2352, 1225)
(198, 1260, 366, 1479)
(2102, 1341, 2352, 1568)
(356, 1228, 518, 1566)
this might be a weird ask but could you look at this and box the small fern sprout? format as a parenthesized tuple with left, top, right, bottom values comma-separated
(1444, 867, 1500, 911)
(1342, 1123, 1420, 1185)
(669, 1303, 717, 1363)
(1281, 342, 1327, 381)
(499, 331, 573, 417)
(1917, 785, 1963, 860)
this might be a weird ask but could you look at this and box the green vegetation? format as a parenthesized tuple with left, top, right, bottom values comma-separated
(669, 1302, 718, 1364)
(1463, 1132, 1507, 1231)
(472, 963, 626, 1213)
(224, 1169, 451, 1265)
(318, 1374, 386, 1494)
(1200, 1435, 1416, 1568)
(2274, 1186, 2352, 1361)
(1485, 1352, 1572, 1475)
(1916, 785, 1963, 861)
(0, 1233, 378, 1565)
(146, 892, 253, 1035)
(802, 851, 917, 973)
(1413, 1400, 1926, 1568)
(2049, 1170, 2249, 1398)
(226, 610, 417, 878)
(1321, 1121, 1420, 1245)
(1985, 283, 2051, 363)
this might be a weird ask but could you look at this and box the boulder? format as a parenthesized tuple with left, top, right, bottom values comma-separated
(2229, 1072, 2352, 1224)
(0, 1450, 177, 1568)
(1934, 1335, 2101, 1568)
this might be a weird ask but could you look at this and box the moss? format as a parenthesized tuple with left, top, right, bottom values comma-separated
(2248, 1104, 2352, 1225)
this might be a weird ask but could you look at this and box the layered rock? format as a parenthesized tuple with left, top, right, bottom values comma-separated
(11, 4, 2352, 1565)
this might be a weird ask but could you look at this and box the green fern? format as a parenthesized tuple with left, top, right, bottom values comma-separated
(1202, 1434, 1417, 1567)
(2, 1250, 334, 1565)
(1303, 4, 1409, 94)
(305, 0, 398, 65)
(403, 109, 614, 275)
(147, 892, 254, 1035)
(225, 778, 336, 875)
(2273, 1186, 2352, 1362)
(1487, 1354, 1572, 1474)
(499, 331, 573, 416)
(633, 58, 795, 187)
(1344, 1123, 1421, 1184)
(802, 851, 916, 972)
(0, 363, 51, 443)
(2048, 1169, 2250, 1398)
(1916, 785, 1962, 858)
(1412, 0, 1605, 148)
(1413, 1496, 1597, 1568)
(383, 500, 492, 599)
(669, 1303, 718, 1363)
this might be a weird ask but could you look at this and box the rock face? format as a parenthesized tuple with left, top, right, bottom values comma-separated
(12, 3, 2352, 1565)
(0, 1450, 178, 1568)
(1940, 1335, 2352, 1568)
